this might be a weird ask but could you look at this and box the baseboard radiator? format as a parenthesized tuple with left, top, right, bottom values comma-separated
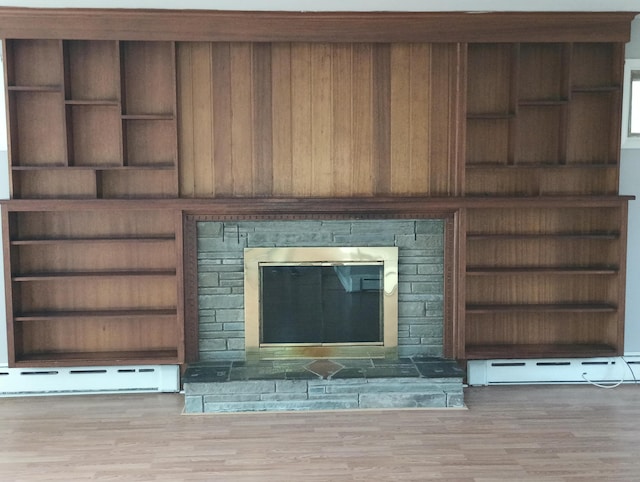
(0, 365, 180, 396)
(467, 355, 640, 386)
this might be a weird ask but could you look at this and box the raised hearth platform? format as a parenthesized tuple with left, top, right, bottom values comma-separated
(183, 356, 465, 413)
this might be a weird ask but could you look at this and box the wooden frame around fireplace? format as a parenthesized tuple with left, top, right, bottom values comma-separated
(182, 203, 461, 363)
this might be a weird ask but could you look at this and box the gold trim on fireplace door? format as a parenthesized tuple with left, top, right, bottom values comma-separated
(244, 247, 398, 360)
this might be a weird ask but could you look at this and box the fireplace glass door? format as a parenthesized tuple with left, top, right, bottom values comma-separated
(260, 264, 383, 344)
(244, 247, 398, 359)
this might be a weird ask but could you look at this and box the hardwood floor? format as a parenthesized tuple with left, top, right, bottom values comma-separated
(1, 385, 639, 481)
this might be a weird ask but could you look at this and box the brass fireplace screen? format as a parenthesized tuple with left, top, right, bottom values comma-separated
(244, 247, 399, 359)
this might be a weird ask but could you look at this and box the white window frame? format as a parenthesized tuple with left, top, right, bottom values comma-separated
(622, 59, 640, 149)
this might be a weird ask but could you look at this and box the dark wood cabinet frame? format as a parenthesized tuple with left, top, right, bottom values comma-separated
(0, 9, 637, 367)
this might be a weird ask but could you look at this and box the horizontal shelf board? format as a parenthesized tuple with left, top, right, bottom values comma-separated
(466, 267, 618, 275)
(2, 196, 632, 212)
(466, 113, 515, 120)
(15, 309, 177, 322)
(518, 99, 569, 106)
(464, 343, 618, 359)
(14, 350, 180, 366)
(466, 303, 618, 314)
(466, 163, 617, 170)
(12, 269, 176, 281)
(571, 86, 620, 93)
(12, 164, 176, 171)
(112, 164, 176, 171)
(8, 85, 62, 92)
(467, 233, 619, 240)
(122, 114, 175, 120)
(65, 99, 120, 106)
(11, 235, 175, 245)
(12, 164, 70, 170)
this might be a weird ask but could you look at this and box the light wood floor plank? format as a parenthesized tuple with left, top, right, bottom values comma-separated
(0, 385, 639, 481)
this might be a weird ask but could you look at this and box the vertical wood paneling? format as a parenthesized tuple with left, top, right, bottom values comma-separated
(176, 41, 459, 198)
(271, 43, 293, 195)
(390, 44, 439, 195)
(372, 44, 392, 195)
(410, 44, 431, 194)
(176, 43, 194, 196)
(191, 43, 214, 197)
(331, 44, 353, 196)
(351, 44, 374, 196)
(291, 43, 313, 196)
(311, 44, 333, 196)
(252, 43, 273, 196)
(230, 43, 253, 196)
(430, 44, 455, 194)
(211, 43, 232, 196)
(390, 44, 411, 193)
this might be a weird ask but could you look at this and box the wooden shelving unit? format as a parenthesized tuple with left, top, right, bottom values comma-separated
(462, 39, 628, 359)
(6, 39, 178, 200)
(2, 207, 182, 366)
(0, 11, 635, 366)
(464, 204, 628, 359)
(466, 42, 622, 196)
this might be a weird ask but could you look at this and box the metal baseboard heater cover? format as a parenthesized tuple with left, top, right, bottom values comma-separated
(467, 356, 640, 386)
(0, 365, 180, 396)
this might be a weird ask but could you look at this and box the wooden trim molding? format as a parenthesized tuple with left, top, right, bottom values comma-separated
(182, 214, 199, 363)
(0, 196, 634, 213)
(0, 9, 635, 43)
(182, 210, 459, 363)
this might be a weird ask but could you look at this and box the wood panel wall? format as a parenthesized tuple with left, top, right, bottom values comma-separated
(177, 42, 461, 198)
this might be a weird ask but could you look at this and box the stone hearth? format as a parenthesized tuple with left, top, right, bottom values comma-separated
(183, 356, 465, 413)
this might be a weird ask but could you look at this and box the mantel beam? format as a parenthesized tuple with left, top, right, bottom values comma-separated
(0, 9, 635, 43)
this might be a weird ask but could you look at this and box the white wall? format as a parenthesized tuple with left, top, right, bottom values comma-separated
(621, 16, 640, 353)
(0, 44, 7, 364)
(0, 2, 638, 364)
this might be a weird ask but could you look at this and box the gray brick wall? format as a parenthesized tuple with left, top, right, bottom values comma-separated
(197, 219, 444, 361)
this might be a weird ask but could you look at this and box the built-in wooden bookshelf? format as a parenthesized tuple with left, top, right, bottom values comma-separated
(462, 39, 628, 359)
(466, 42, 622, 197)
(6, 39, 178, 200)
(464, 203, 628, 359)
(2, 207, 182, 366)
(0, 9, 635, 366)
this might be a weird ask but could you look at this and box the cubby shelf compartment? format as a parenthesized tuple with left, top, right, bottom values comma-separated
(5, 38, 178, 199)
(465, 41, 623, 197)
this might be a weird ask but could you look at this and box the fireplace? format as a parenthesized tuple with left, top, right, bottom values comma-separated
(193, 218, 450, 362)
(243, 247, 398, 359)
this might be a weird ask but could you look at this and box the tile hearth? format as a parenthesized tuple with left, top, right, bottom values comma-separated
(183, 356, 465, 413)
